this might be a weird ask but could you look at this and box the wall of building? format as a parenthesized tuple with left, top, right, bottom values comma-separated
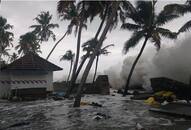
(0, 70, 53, 98)
(0, 71, 11, 98)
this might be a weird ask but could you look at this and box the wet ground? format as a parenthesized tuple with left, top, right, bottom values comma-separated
(0, 93, 191, 130)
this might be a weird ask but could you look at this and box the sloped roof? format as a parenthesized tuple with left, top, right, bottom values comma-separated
(1, 53, 62, 71)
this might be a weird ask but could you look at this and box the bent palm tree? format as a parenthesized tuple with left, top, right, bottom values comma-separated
(92, 44, 114, 83)
(60, 50, 75, 84)
(73, 1, 135, 107)
(73, 2, 122, 107)
(30, 11, 59, 42)
(47, 0, 80, 60)
(122, 1, 178, 96)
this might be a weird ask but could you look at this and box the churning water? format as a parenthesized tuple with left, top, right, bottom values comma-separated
(0, 93, 191, 130)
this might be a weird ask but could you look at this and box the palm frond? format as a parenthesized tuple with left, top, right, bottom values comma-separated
(156, 27, 177, 39)
(123, 31, 145, 54)
(178, 20, 191, 33)
(163, 4, 191, 15)
(151, 31, 161, 50)
(136, 1, 153, 25)
(156, 11, 179, 26)
(121, 23, 141, 31)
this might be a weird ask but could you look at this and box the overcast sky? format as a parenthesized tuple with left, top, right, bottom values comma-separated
(0, 0, 190, 81)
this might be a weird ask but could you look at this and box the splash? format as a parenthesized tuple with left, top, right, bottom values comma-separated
(105, 34, 191, 90)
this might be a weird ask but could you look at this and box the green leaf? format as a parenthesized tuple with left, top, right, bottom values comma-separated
(123, 31, 145, 54)
(179, 20, 191, 33)
(156, 27, 177, 39)
(121, 23, 141, 31)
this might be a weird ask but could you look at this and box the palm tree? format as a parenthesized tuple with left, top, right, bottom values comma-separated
(73, 2, 126, 107)
(0, 16, 14, 61)
(121, 1, 178, 96)
(30, 11, 59, 42)
(57, 0, 89, 98)
(0, 46, 10, 61)
(64, 1, 120, 98)
(46, 1, 79, 60)
(15, 32, 41, 55)
(60, 50, 75, 84)
(92, 44, 114, 83)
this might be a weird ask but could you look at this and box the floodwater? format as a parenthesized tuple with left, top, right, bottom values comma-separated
(0, 93, 191, 130)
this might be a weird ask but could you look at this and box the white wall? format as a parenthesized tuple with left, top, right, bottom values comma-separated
(0, 70, 54, 98)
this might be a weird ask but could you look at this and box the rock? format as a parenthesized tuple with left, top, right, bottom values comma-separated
(90, 102, 102, 107)
(92, 113, 111, 120)
(52, 96, 64, 101)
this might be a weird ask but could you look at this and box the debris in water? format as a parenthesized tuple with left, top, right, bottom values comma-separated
(135, 123, 145, 130)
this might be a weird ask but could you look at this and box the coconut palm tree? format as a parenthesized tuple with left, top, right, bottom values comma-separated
(92, 44, 114, 83)
(30, 11, 59, 42)
(46, 1, 79, 60)
(57, 1, 87, 90)
(60, 50, 75, 84)
(73, 2, 128, 107)
(0, 46, 10, 61)
(121, 1, 179, 96)
(15, 32, 41, 55)
(0, 16, 14, 61)
(64, 1, 128, 98)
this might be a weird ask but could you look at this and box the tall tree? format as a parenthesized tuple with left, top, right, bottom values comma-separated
(46, 1, 82, 60)
(57, 0, 88, 98)
(92, 44, 114, 83)
(122, 1, 178, 96)
(73, 2, 127, 107)
(0, 46, 10, 61)
(60, 50, 75, 84)
(0, 16, 13, 61)
(15, 32, 41, 55)
(64, 1, 122, 98)
(30, 11, 59, 42)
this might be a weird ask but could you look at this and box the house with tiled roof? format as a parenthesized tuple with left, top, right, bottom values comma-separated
(0, 53, 62, 100)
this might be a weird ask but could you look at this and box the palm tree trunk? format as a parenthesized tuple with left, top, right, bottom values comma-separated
(64, 20, 83, 98)
(123, 36, 149, 96)
(75, 55, 88, 80)
(67, 60, 73, 84)
(46, 30, 68, 60)
(93, 55, 99, 83)
(73, 3, 119, 107)
(65, 54, 89, 96)
(65, 6, 107, 98)
(94, 5, 108, 39)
